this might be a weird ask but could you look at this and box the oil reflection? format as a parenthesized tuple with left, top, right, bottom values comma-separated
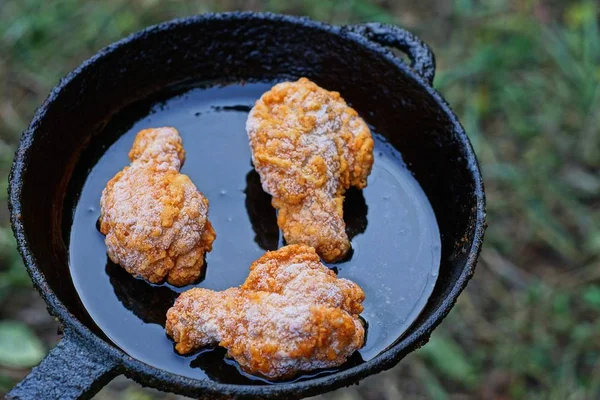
(190, 345, 365, 385)
(244, 169, 369, 253)
(105, 261, 179, 326)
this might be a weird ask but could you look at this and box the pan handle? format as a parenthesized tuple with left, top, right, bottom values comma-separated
(6, 327, 120, 400)
(345, 23, 436, 85)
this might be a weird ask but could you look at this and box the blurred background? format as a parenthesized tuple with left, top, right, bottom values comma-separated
(1, 0, 599, 399)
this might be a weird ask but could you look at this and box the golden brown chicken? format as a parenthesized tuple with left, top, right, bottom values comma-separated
(246, 78, 374, 262)
(166, 244, 365, 379)
(99, 127, 216, 286)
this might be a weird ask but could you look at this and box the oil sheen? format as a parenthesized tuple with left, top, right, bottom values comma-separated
(67, 82, 441, 384)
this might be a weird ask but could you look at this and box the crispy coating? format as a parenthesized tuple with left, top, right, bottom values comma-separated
(99, 127, 216, 286)
(166, 244, 365, 379)
(246, 78, 374, 262)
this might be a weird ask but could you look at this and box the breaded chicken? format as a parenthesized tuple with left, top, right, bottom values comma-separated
(99, 127, 216, 286)
(166, 244, 365, 379)
(246, 78, 374, 262)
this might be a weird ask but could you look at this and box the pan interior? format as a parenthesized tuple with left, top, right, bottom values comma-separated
(66, 80, 441, 384)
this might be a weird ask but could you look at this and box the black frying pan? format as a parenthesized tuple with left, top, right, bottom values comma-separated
(7, 12, 485, 400)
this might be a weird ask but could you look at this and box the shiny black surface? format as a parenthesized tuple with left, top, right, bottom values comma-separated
(68, 83, 440, 384)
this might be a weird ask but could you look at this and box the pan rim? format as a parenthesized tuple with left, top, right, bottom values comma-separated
(8, 11, 486, 398)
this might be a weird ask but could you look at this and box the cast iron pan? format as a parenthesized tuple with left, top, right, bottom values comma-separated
(7, 12, 486, 400)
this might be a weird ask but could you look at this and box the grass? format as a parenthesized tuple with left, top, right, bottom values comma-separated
(1, 0, 599, 398)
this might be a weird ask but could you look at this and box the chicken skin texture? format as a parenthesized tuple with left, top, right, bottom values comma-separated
(166, 244, 365, 379)
(99, 127, 216, 286)
(246, 78, 374, 262)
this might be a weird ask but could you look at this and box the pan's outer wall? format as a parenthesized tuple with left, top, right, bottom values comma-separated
(8, 12, 485, 399)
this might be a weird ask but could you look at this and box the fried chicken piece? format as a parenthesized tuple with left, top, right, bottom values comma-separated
(99, 127, 216, 286)
(166, 244, 365, 379)
(246, 78, 374, 262)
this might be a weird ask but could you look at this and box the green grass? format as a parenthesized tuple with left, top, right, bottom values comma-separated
(1, 0, 599, 398)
